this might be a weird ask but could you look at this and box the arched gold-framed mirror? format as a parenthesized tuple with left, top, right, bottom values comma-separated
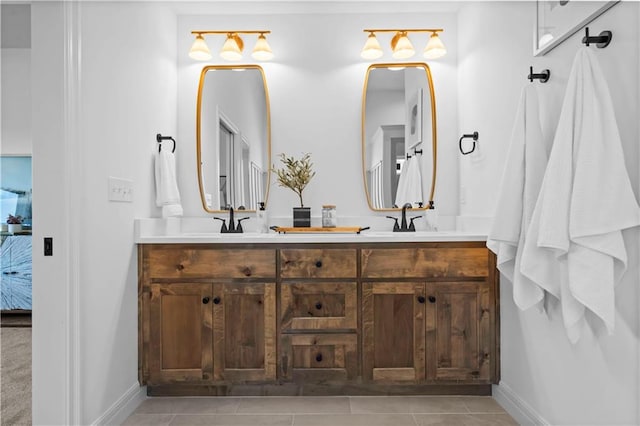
(361, 62, 437, 211)
(196, 64, 271, 213)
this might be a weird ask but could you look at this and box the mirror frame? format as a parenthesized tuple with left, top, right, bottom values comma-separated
(361, 62, 437, 211)
(196, 64, 272, 213)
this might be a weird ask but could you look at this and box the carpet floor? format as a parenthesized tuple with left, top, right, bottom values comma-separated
(1, 327, 31, 425)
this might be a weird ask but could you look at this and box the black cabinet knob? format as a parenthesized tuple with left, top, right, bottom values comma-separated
(202, 297, 210, 304)
(213, 296, 221, 305)
(315, 260, 323, 268)
(428, 296, 436, 304)
(315, 353, 323, 362)
(417, 296, 426, 304)
(315, 302, 322, 310)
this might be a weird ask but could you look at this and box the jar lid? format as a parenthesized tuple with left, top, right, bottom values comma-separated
(322, 205, 336, 208)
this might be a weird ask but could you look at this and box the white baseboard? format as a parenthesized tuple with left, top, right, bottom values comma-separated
(493, 382, 549, 426)
(91, 383, 146, 425)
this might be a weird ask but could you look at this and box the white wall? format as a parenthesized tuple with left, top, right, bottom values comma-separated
(32, 1, 177, 424)
(459, 2, 640, 424)
(1, 48, 31, 154)
(177, 10, 459, 221)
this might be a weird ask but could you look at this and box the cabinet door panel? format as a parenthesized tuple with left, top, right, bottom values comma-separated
(149, 283, 212, 384)
(281, 282, 357, 331)
(213, 283, 276, 382)
(362, 248, 489, 279)
(426, 282, 491, 382)
(363, 282, 425, 382)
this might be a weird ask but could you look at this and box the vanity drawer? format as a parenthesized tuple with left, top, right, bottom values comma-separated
(280, 249, 357, 278)
(281, 333, 358, 381)
(281, 282, 357, 331)
(361, 247, 489, 279)
(145, 247, 276, 279)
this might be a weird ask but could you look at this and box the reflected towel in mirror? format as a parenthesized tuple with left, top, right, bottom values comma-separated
(395, 155, 422, 207)
(154, 149, 184, 218)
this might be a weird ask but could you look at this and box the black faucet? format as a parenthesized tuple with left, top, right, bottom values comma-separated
(385, 203, 422, 232)
(214, 207, 249, 233)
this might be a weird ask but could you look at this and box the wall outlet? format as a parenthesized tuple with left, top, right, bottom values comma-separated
(108, 177, 133, 202)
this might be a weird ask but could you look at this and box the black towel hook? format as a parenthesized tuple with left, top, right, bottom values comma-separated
(459, 131, 479, 155)
(528, 66, 550, 83)
(582, 27, 612, 48)
(156, 133, 176, 153)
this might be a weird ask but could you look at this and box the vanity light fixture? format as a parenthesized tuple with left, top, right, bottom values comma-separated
(361, 29, 446, 60)
(189, 30, 273, 62)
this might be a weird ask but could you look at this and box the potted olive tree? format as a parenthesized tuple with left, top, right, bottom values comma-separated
(272, 153, 315, 227)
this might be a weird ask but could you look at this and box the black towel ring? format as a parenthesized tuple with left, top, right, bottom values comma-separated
(156, 133, 176, 153)
(459, 132, 479, 155)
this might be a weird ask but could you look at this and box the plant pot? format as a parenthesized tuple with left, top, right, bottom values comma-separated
(8, 224, 22, 234)
(293, 207, 311, 228)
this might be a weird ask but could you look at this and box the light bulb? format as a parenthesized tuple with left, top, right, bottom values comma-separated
(220, 33, 244, 61)
(391, 32, 415, 59)
(423, 32, 446, 59)
(189, 34, 212, 61)
(361, 33, 383, 60)
(252, 34, 274, 61)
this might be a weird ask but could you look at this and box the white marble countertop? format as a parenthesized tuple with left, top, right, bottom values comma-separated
(135, 218, 489, 244)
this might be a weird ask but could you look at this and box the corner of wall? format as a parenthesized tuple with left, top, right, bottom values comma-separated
(90, 384, 146, 426)
(493, 382, 550, 426)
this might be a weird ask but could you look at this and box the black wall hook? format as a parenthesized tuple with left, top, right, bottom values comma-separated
(528, 66, 550, 83)
(459, 132, 479, 155)
(156, 133, 176, 153)
(582, 27, 612, 48)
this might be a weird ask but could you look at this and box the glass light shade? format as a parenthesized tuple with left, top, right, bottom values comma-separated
(423, 33, 447, 59)
(539, 32, 554, 46)
(391, 32, 415, 59)
(360, 33, 383, 60)
(251, 34, 274, 61)
(220, 34, 244, 61)
(189, 34, 212, 61)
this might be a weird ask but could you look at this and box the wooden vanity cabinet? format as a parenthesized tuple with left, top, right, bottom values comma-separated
(139, 242, 498, 395)
(361, 246, 497, 384)
(139, 245, 277, 390)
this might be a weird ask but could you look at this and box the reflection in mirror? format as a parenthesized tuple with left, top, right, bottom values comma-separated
(362, 63, 436, 211)
(197, 65, 271, 213)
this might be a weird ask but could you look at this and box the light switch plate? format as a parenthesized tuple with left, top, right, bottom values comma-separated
(108, 177, 133, 202)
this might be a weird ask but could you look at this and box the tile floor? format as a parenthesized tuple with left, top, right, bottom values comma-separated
(122, 396, 518, 425)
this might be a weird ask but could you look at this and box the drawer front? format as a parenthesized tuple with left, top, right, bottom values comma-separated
(146, 247, 276, 279)
(280, 249, 357, 278)
(361, 248, 489, 279)
(281, 334, 358, 381)
(281, 282, 357, 331)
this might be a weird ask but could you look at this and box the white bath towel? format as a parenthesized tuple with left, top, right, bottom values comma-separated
(487, 84, 549, 311)
(521, 48, 640, 343)
(395, 155, 423, 207)
(154, 149, 184, 218)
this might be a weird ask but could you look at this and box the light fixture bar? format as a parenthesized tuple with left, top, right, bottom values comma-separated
(192, 30, 271, 35)
(363, 28, 443, 34)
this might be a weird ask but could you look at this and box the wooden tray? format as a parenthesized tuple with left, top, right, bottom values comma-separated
(271, 226, 369, 234)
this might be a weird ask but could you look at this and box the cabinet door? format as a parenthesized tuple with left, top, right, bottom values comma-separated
(213, 283, 276, 382)
(362, 282, 426, 382)
(425, 282, 492, 382)
(148, 283, 213, 384)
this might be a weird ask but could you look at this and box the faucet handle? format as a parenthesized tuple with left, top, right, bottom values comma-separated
(409, 215, 422, 231)
(236, 217, 250, 233)
(385, 216, 400, 232)
(213, 217, 228, 233)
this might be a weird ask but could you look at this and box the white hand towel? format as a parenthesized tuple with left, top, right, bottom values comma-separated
(395, 155, 423, 207)
(487, 84, 549, 311)
(521, 48, 640, 343)
(154, 149, 184, 218)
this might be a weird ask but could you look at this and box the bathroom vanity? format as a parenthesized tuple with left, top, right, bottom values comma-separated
(137, 233, 499, 396)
